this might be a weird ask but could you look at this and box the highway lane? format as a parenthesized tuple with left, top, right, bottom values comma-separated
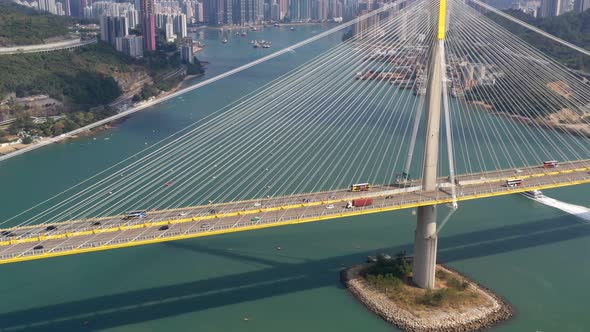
(1, 160, 589, 263)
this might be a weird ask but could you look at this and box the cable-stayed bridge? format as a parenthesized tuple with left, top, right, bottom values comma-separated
(2, 0, 590, 288)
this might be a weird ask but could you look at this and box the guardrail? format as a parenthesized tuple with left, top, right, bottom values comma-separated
(2, 173, 589, 262)
(0, 38, 97, 55)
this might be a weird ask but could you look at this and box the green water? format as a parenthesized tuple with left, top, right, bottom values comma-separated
(1, 25, 590, 332)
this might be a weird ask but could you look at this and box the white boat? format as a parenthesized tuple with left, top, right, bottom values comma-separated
(521, 190, 544, 199)
(222, 39, 228, 43)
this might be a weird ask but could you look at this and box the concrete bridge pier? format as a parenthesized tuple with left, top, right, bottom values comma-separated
(412, 38, 444, 289)
(413, 205, 438, 289)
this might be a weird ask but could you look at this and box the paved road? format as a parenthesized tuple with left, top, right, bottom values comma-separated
(0, 38, 96, 55)
(1, 160, 589, 264)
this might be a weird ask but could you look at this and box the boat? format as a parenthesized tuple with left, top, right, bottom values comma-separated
(240, 31, 247, 36)
(222, 38, 228, 43)
(250, 26, 257, 31)
(290, 27, 295, 31)
(521, 189, 544, 199)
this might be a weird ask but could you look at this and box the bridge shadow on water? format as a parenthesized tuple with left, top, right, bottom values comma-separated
(2, 215, 588, 331)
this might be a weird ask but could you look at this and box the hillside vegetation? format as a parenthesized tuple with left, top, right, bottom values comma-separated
(491, 9, 590, 72)
(0, 42, 132, 107)
(0, 1, 71, 46)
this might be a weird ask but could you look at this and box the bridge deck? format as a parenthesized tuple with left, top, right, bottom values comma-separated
(1, 160, 589, 265)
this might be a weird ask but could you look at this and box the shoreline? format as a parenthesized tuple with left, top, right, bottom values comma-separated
(341, 263, 514, 332)
(0, 71, 204, 157)
(467, 100, 590, 138)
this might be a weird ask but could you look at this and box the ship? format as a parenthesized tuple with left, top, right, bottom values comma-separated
(521, 189, 544, 199)
(222, 39, 228, 43)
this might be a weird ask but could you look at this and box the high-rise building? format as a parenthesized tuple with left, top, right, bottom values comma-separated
(180, 38, 194, 63)
(203, 0, 220, 24)
(574, 0, 590, 11)
(183, 0, 195, 22)
(270, 0, 279, 20)
(127, 9, 138, 28)
(56, 1, 64, 14)
(118, 35, 144, 58)
(540, 0, 562, 16)
(165, 22, 176, 42)
(233, 0, 246, 24)
(173, 14, 187, 38)
(279, 0, 287, 19)
(313, 0, 327, 20)
(62, 0, 71, 15)
(195, 1, 204, 22)
(290, 0, 311, 20)
(100, 15, 129, 46)
(141, 0, 156, 51)
(223, 0, 232, 24)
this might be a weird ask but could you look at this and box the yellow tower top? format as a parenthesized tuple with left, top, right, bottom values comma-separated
(437, 0, 446, 40)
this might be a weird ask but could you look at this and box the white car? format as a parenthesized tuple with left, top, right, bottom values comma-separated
(254, 202, 261, 207)
(178, 212, 188, 216)
(326, 204, 334, 209)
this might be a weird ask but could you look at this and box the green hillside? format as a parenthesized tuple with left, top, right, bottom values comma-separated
(0, 1, 72, 46)
(490, 9, 590, 71)
(0, 42, 130, 107)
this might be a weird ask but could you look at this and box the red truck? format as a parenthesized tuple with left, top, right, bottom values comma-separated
(352, 198, 373, 207)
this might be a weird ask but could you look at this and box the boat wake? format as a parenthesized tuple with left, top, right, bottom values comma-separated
(528, 194, 590, 222)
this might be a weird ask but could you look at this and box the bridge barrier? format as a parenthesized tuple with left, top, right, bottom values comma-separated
(2, 168, 590, 261)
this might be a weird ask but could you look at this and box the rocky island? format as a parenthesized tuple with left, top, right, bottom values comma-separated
(341, 253, 513, 332)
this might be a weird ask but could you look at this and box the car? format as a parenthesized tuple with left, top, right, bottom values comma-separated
(209, 209, 217, 214)
(326, 204, 334, 209)
(1, 230, 11, 236)
(92, 221, 101, 226)
(178, 212, 188, 216)
(200, 223, 210, 228)
(45, 225, 57, 231)
(33, 245, 44, 250)
(158, 225, 169, 231)
(254, 202, 261, 207)
(251, 216, 261, 221)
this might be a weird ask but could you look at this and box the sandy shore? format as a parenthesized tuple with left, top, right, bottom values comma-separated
(341, 264, 513, 332)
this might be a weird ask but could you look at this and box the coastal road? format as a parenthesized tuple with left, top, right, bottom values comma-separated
(0, 38, 97, 55)
(1, 160, 589, 264)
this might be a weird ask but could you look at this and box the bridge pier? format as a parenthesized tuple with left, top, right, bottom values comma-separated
(412, 32, 444, 289)
(413, 206, 438, 289)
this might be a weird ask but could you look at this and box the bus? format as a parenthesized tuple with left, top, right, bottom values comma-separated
(123, 210, 147, 220)
(350, 183, 371, 192)
(543, 160, 559, 169)
(505, 179, 523, 188)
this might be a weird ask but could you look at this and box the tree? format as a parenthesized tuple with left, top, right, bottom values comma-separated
(52, 120, 65, 136)
(8, 113, 34, 134)
(21, 135, 33, 144)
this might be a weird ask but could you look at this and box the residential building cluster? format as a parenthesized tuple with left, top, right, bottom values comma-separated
(13, 0, 394, 26)
(507, 0, 589, 17)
